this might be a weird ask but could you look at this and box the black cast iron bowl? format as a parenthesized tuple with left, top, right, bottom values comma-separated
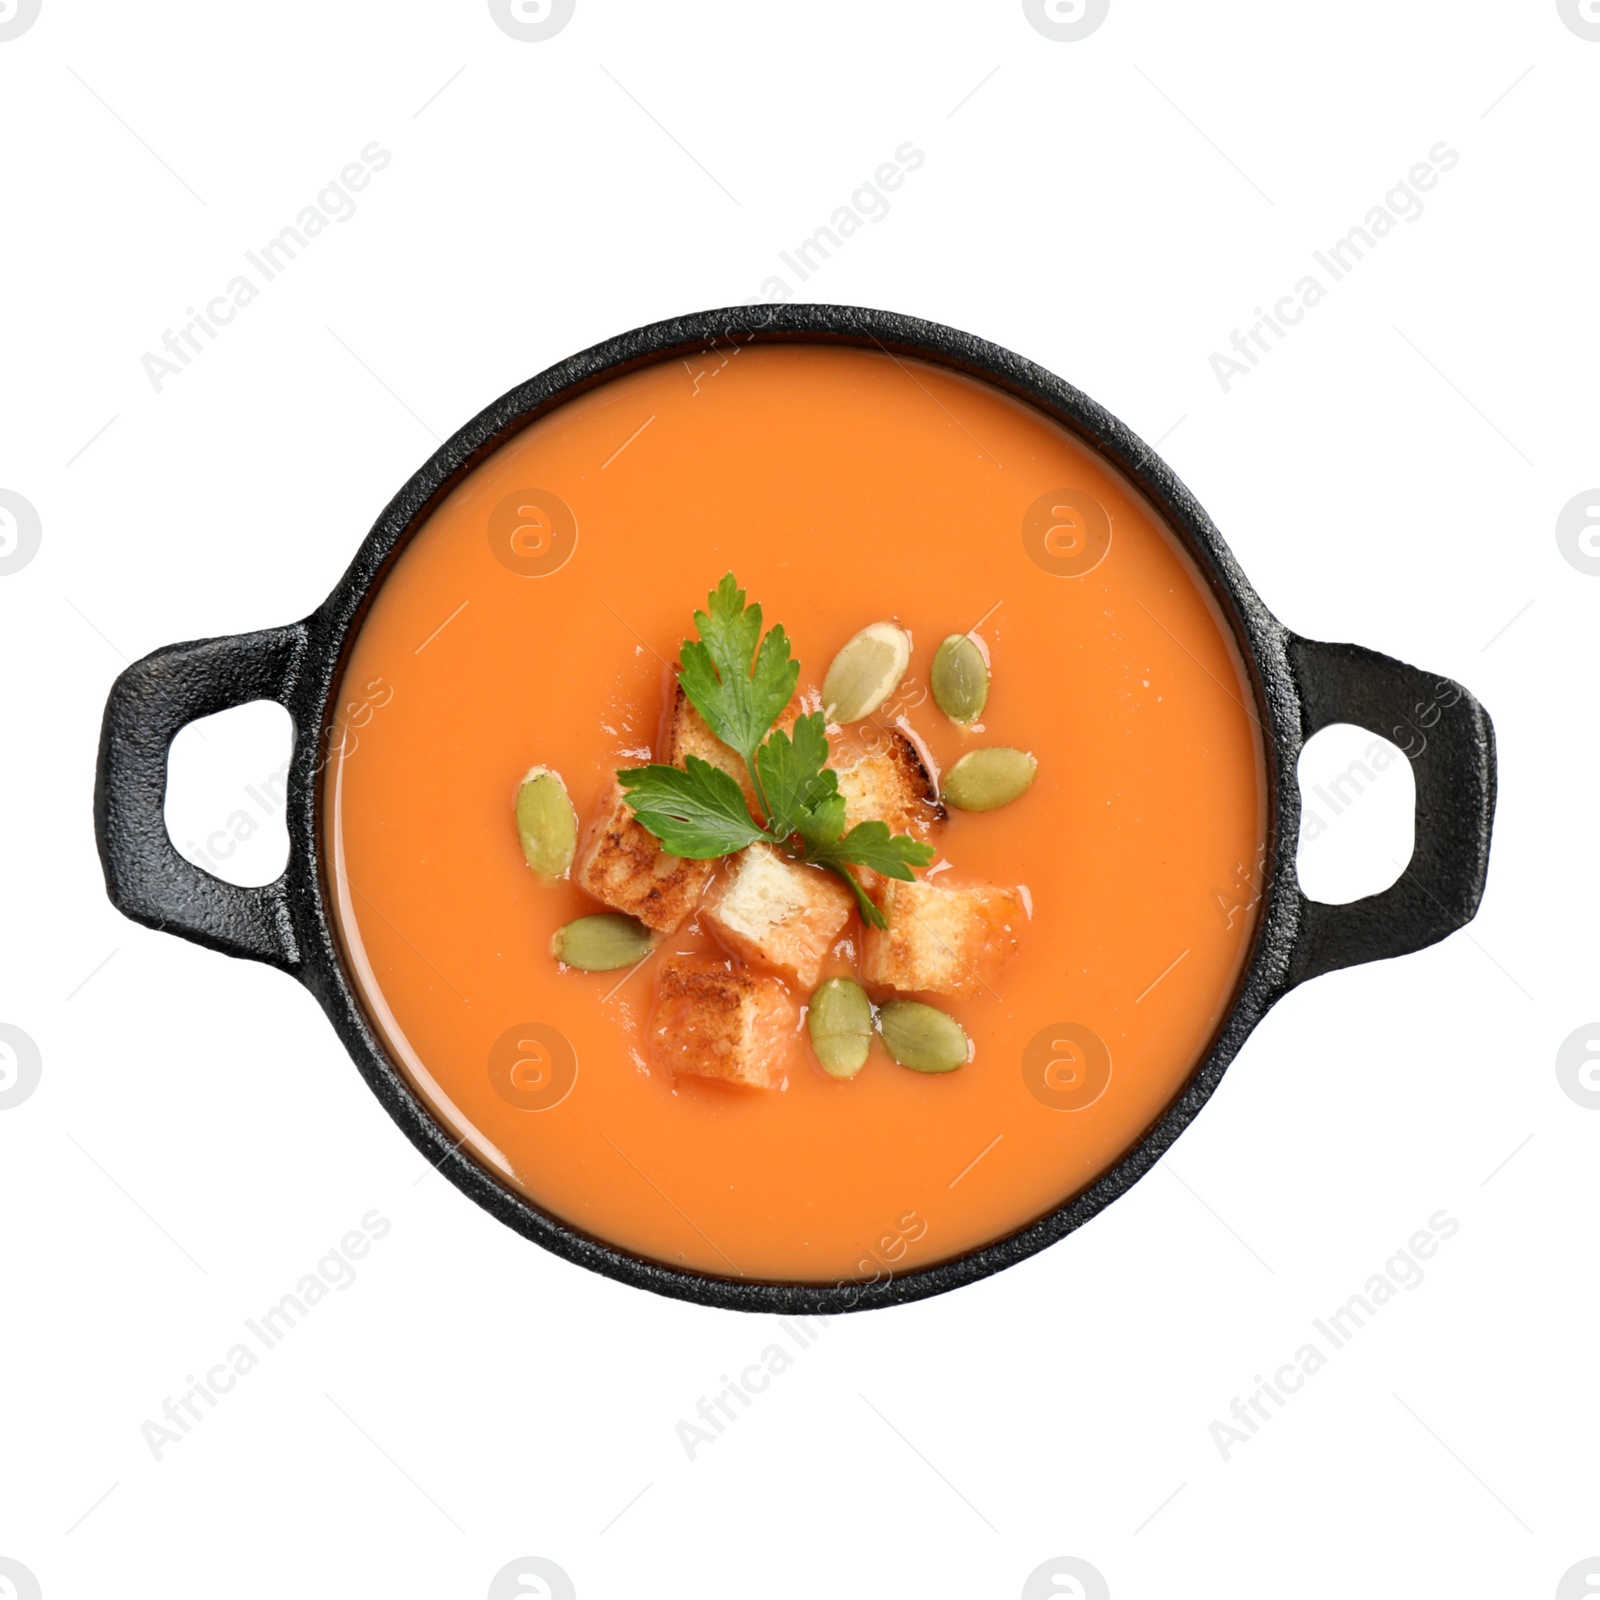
(94, 304, 1497, 1313)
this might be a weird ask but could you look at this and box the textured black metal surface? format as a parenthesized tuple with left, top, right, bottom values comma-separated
(1285, 638, 1496, 986)
(94, 626, 309, 968)
(93, 304, 1498, 1312)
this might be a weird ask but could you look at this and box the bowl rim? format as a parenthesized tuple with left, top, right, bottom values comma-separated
(283, 302, 1307, 1312)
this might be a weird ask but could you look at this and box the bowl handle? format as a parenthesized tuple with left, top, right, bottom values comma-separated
(94, 624, 309, 972)
(1283, 635, 1496, 986)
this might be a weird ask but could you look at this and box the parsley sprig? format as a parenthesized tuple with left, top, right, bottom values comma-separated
(617, 574, 934, 928)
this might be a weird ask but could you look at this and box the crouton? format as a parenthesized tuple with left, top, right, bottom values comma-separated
(573, 779, 713, 934)
(701, 846, 854, 989)
(831, 729, 943, 839)
(665, 684, 799, 814)
(860, 878, 1025, 997)
(650, 956, 797, 1089)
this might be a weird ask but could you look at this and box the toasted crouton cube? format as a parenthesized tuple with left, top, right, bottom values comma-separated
(650, 957, 797, 1089)
(860, 878, 1025, 997)
(573, 779, 713, 934)
(701, 846, 854, 989)
(831, 730, 943, 838)
(665, 684, 799, 813)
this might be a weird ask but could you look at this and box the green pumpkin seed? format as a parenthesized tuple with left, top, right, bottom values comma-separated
(550, 913, 654, 971)
(941, 747, 1037, 813)
(822, 622, 911, 724)
(930, 634, 989, 724)
(878, 1000, 970, 1073)
(516, 766, 578, 880)
(807, 977, 874, 1079)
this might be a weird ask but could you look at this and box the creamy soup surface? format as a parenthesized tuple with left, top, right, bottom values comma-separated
(324, 344, 1266, 1282)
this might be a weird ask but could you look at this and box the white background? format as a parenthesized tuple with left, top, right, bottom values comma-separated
(2, 2, 1596, 1596)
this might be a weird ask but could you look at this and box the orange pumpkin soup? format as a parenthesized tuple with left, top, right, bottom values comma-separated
(323, 343, 1266, 1283)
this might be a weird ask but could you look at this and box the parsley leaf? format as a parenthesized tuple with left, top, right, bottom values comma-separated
(755, 712, 837, 840)
(794, 790, 847, 851)
(828, 820, 937, 879)
(797, 813, 936, 929)
(678, 573, 799, 770)
(616, 575, 938, 930)
(616, 757, 768, 859)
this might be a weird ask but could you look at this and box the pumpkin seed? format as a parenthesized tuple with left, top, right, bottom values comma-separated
(930, 634, 988, 724)
(941, 747, 1037, 813)
(807, 977, 874, 1079)
(550, 913, 653, 971)
(878, 1000, 969, 1073)
(822, 622, 911, 724)
(516, 766, 578, 880)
